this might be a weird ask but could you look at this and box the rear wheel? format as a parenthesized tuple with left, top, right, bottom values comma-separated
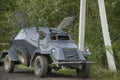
(76, 63, 90, 78)
(4, 55, 15, 73)
(34, 55, 48, 77)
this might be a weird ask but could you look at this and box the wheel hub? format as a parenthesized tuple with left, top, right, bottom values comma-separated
(35, 59, 41, 74)
(5, 56, 10, 70)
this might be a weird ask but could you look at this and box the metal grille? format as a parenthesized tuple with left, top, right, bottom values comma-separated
(62, 48, 79, 61)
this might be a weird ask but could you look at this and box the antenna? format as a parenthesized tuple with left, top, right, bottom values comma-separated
(13, 11, 29, 28)
(57, 16, 75, 30)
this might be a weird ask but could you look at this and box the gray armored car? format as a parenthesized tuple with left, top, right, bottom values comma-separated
(0, 11, 91, 78)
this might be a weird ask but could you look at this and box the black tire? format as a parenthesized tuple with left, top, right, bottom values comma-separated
(34, 55, 48, 77)
(76, 63, 90, 78)
(47, 67, 52, 74)
(4, 55, 15, 73)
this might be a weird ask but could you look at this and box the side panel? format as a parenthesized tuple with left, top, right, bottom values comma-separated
(9, 47, 19, 61)
(13, 27, 39, 57)
(0, 49, 19, 61)
(12, 40, 38, 58)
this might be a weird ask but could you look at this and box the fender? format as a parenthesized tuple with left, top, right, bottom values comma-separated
(0, 48, 19, 61)
(30, 50, 41, 66)
(30, 49, 51, 66)
(0, 50, 9, 59)
(9, 47, 19, 61)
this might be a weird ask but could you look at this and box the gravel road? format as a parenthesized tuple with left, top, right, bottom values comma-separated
(0, 66, 92, 80)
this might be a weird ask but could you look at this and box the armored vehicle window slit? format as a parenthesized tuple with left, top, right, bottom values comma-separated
(58, 35, 69, 40)
(50, 35, 56, 40)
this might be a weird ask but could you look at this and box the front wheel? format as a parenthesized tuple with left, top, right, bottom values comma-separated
(34, 55, 48, 77)
(4, 55, 15, 73)
(47, 67, 52, 74)
(76, 63, 90, 78)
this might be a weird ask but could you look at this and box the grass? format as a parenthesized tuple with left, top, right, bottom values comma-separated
(90, 65, 120, 80)
(16, 64, 120, 80)
(57, 69, 76, 76)
(56, 65, 120, 80)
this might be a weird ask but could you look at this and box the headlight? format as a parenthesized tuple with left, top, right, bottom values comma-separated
(86, 48, 89, 52)
(51, 48, 55, 53)
(84, 47, 91, 55)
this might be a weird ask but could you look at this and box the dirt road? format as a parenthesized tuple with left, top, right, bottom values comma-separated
(0, 66, 90, 80)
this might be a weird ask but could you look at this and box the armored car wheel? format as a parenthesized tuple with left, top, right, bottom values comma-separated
(76, 63, 90, 78)
(34, 55, 48, 77)
(4, 55, 15, 73)
(47, 67, 52, 74)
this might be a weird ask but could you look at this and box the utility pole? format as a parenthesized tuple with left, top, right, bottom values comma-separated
(98, 0, 116, 71)
(79, 0, 86, 51)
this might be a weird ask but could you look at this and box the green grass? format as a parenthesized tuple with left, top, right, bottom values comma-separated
(57, 69, 76, 76)
(57, 65, 120, 80)
(90, 65, 120, 80)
